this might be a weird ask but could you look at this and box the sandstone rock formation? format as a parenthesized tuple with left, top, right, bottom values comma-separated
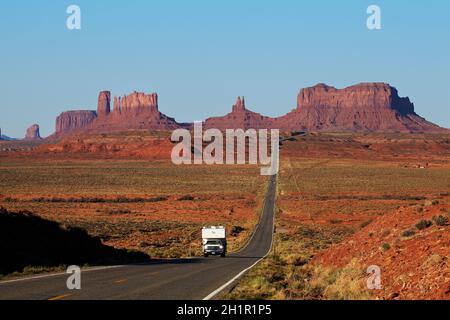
(205, 83, 446, 133)
(52, 83, 446, 137)
(97, 91, 111, 118)
(55, 110, 98, 135)
(112, 92, 158, 114)
(90, 91, 182, 132)
(274, 82, 439, 132)
(24, 124, 42, 140)
(53, 91, 185, 137)
(204, 96, 277, 130)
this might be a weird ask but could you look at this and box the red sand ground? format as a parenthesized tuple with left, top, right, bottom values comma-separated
(313, 204, 449, 300)
(278, 133, 450, 300)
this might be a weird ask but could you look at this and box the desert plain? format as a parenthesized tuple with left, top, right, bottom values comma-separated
(0, 130, 449, 300)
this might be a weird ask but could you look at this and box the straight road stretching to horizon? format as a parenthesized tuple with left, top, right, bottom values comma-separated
(0, 175, 277, 300)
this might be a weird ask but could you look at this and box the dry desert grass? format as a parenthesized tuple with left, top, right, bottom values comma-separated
(226, 133, 450, 300)
(0, 159, 266, 270)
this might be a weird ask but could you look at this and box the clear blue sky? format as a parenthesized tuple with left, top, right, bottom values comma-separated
(1, 0, 449, 137)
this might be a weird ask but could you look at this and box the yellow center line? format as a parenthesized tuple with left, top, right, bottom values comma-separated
(115, 279, 128, 284)
(48, 293, 73, 301)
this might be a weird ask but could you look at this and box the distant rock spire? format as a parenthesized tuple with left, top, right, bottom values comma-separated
(97, 91, 111, 117)
(24, 124, 42, 140)
(233, 96, 246, 112)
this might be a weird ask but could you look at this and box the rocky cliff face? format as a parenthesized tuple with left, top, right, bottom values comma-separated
(112, 91, 158, 114)
(54, 91, 184, 137)
(296, 83, 413, 114)
(97, 91, 111, 118)
(90, 91, 182, 132)
(55, 111, 98, 135)
(205, 83, 445, 133)
(52, 83, 445, 137)
(24, 124, 42, 140)
(274, 83, 442, 132)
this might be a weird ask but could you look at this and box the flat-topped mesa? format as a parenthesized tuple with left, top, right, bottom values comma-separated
(297, 82, 415, 115)
(97, 91, 111, 117)
(112, 91, 158, 114)
(55, 110, 97, 135)
(52, 90, 184, 137)
(89, 90, 182, 132)
(24, 124, 42, 140)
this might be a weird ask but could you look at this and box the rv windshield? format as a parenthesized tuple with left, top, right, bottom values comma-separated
(206, 240, 221, 245)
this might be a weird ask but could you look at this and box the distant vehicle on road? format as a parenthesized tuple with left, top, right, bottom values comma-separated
(202, 226, 227, 257)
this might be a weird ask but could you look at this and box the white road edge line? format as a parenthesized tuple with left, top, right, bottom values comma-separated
(203, 177, 276, 300)
(0, 265, 124, 285)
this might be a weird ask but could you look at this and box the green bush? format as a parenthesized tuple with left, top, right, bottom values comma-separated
(402, 230, 415, 237)
(416, 219, 432, 230)
(382, 243, 391, 251)
(177, 195, 195, 201)
(432, 215, 448, 226)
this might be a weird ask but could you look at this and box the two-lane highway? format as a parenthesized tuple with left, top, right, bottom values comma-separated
(0, 175, 277, 300)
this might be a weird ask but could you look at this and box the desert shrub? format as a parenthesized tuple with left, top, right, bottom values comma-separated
(148, 196, 168, 202)
(177, 195, 195, 201)
(323, 265, 371, 300)
(360, 219, 373, 229)
(402, 230, 415, 237)
(432, 215, 448, 226)
(286, 254, 310, 267)
(416, 219, 432, 230)
(291, 131, 306, 137)
(115, 197, 145, 203)
(416, 206, 424, 213)
(231, 226, 245, 236)
(105, 210, 132, 215)
(382, 243, 391, 251)
(23, 197, 165, 204)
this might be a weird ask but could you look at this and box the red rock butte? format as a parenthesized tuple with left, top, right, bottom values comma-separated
(205, 83, 446, 133)
(24, 124, 42, 140)
(54, 91, 185, 136)
(51, 83, 447, 137)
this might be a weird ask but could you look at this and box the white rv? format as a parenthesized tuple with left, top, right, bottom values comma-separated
(202, 226, 227, 257)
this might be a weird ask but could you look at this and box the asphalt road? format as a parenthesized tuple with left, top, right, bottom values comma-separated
(0, 175, 277, 300)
